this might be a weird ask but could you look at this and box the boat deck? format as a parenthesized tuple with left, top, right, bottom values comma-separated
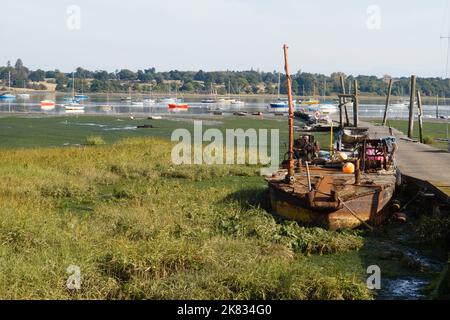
(361, 121, 450, 204)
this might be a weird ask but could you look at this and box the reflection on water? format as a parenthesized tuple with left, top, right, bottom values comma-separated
(1, 95, 449, 119)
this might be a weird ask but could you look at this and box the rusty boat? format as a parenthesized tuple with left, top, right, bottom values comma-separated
(268, 131, 399, 230)
(267, 45, 399, 230)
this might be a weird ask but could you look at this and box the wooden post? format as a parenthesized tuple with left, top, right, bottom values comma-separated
(408, 75, 416, 139)
(382, 78, 393, 126)
(340, 75, 350, 126)
(283, 44, 295, 181)
(354, 159, 361, 185)
(339, 98, 344, 128)
(353, 80, 359, 128)
(329, 122, 334, 158)
(436, 94, 439, 119)
(417, 90, 424, 144)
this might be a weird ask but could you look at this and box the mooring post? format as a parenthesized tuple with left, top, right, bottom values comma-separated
(408, 75, 416, 139)
(340, 75, 350, 126)
(354, 159, 361, 185)
(353, 80, 359, 128)
(436, 94, 439, 119)
(382, 78, 393, 126)
(417, 90, 424, 144)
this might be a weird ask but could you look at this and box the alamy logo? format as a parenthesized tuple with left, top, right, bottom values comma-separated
(366, 265, 381, 290)
(66, 5, 81, 31)
(171, 121, 280, 175)
(66, 265, 81, 290)
(366, 5, 381, 30)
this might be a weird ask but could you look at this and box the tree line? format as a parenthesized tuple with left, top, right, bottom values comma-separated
(1, 59, 449, 97)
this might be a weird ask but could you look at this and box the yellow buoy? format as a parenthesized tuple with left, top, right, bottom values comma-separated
(343, 162, 355, 174)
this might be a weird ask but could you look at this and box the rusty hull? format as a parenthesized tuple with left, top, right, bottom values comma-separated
(267, 167, 397, 230)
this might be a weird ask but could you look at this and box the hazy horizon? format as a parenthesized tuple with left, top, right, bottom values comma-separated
(1, 0, 450, 78)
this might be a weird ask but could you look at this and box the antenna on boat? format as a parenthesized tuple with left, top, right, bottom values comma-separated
(283, 44, 295, 182)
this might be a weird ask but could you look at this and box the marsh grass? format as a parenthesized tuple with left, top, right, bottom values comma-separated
(0, 137, 370, 299)
(85, 135, 106, 146)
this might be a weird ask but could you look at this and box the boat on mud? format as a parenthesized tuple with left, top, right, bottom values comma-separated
(267, 44, 399, 230)
(267, 131, 399, 230)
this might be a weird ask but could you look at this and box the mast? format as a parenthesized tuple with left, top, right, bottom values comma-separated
(277, 72, 281, 99)
(72, 72, 75, 99)
(436, 94, 439, 119)
(107, 80, 110, 105)
(8, 71, 11, 92)
(81, 73, 85, 97)
(283, 44, 295, 181)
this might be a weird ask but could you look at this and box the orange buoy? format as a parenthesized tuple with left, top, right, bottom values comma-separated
(343, 162, 355, 174)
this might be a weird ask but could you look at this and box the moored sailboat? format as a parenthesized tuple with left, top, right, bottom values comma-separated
(63, 73, 85, 112)
(269, 73, 295, 111)
(167, 86, 189, 110)
(0, 72, 16, 100)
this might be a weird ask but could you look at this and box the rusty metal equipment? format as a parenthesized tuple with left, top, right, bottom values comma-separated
(293, 134, 320, 162)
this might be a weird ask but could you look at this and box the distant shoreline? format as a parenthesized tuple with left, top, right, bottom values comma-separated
(3, 90, 447, 103)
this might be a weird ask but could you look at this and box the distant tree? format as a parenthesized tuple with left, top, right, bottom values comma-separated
(181, 81, 194, 92)
(14, 59, 24, 70)
(55, 72, 68, 91)
(29, 70, 46, 82)
(117, 69, 137, 81)
(194, 70, 206, 82)
(13, 58, 29, 87)
(93, 70, 109, 81)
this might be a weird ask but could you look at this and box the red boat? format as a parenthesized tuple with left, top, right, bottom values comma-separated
(40, 100, 55, 107)
(168, 103, 189, 109)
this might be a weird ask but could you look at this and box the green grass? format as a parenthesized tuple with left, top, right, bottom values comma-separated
(0, 114, 334, 150)
(0, 135, 373, 299)
(85, 135, 106, 146)
(373, 120, 449, 150)
(0, 115, 444, 299)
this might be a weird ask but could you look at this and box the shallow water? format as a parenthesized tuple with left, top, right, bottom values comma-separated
(379, 278, 429, 300)
(1, 95, 449, 119)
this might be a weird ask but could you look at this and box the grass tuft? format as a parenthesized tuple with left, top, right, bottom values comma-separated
(85, 135, 106, 146)
(423, 136, 434, 145)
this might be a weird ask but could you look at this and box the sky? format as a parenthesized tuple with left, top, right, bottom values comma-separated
(0, 0, 450, 77)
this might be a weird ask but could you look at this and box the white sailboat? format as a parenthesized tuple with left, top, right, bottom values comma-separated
(217, 79, 236, 105)
(64, 73, 85, 112)
(144, 85, 156, 105)
(0, 72, 16, 100)
(202, 83, 217, 104)
(131, 86, 144, 106)
(231, 85, 245, 106)
(99, 80, 113, 111)
(17, 81, 30, 100)
(315, 80, 338, 115)
(390, 85, 409, 109)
